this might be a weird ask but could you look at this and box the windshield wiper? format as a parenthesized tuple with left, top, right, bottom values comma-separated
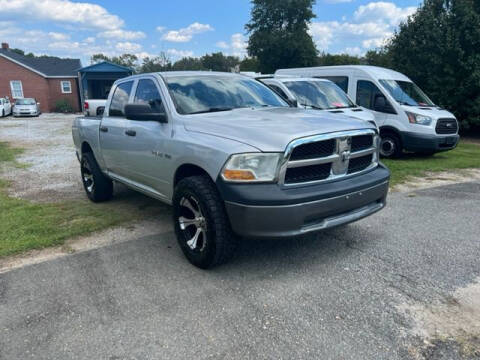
(188, 107, 234, 114)
(300, 103, 324, 110)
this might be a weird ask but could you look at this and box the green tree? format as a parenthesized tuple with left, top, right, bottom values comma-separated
(317, 52, 363, 66)
(364, 49, 392, 68)
(201, 52, 240, 72)
(139, 52, 172, 73)
(172, 57, 204, 71)
(239, 57, 260, 72)
(246, 0, 318, 73)
(387, 0, 480, 130)
(90, 53, 138, 70)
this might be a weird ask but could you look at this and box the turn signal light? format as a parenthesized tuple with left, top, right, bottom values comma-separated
(223, 169, 256, 180)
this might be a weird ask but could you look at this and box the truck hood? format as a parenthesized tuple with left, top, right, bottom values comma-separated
(183, 107, 376, 152)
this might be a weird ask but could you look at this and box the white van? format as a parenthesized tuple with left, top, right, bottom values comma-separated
(258, 77, 376, 126)
(276, 66, 460, 157)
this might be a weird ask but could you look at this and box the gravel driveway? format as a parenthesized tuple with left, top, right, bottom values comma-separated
(1, 181, 479, 359)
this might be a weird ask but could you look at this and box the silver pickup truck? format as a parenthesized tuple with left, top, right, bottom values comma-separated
(72, 71, 390, 268)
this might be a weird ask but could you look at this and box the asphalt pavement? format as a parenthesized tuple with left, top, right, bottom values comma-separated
(1, 182, 479, 359)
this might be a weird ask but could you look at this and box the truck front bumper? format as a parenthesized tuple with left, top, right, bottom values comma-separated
(401, 132, 459, 153)
(218, 165, 390, 238)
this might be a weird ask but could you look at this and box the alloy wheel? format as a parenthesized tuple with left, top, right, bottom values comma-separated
(178, 196, 207, 252)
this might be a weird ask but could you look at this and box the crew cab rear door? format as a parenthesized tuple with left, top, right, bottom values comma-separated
(99, 80, 134, 178)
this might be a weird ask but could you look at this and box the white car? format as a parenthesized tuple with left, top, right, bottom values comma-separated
(0, 97, 12, 117)
(84, 99, 107, 117)
(258, 77, 376, 126)
(13, 98, 40, 117)
(276, 66, 459, 158)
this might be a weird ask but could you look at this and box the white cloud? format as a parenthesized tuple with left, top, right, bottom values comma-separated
(115, 42, 142, 52)
(156, 26, 166, 32)
(216, 41, 229, 49)
(98, 29, 146, 40)
(0, 0, 123, 30)
(309, 1, 416, 53)
(162, 22, 213, 42)
(48, 32, 70, 41)
(354, 2, 416, 26)
(84, 37, 95, 44)
(215, 33, 248, 57)
(166, 49, 194, 58)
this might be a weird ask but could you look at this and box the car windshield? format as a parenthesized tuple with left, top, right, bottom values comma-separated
(379, 80, 434, 106)
(165, 75, 288, 114)
(15, 98, 36, 105)
(283, 80, 355, 109)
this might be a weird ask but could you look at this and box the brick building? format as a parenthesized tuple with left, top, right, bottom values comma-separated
(0, 43, 81, 113)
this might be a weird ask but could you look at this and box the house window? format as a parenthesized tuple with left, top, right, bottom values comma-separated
(61, 81, 72, 94)
(10, 81, 23, 98)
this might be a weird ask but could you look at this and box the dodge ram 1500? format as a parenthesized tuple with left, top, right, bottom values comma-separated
(72, 71, 390, 268)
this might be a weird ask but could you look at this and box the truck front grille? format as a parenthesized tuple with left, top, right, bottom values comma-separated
(280, 130, 378, 186)
(436, 118, 458, 134)
(289, 139, 335, 160)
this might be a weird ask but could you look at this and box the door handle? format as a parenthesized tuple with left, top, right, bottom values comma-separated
(125, 129, 136, 137)
(99, 126, 108, 133)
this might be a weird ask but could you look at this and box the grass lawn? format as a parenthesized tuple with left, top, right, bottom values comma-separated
(383, 141, 480, 186)
(0, 142, 135, 257)
(0, 140, 479, 258)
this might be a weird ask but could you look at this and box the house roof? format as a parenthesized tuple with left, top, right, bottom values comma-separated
(78, 61, 133, 73)
(0, 49, 81, 77)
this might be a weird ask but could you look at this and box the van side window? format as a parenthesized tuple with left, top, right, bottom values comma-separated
(267, 84, 289, 100)
(109, 81, 133, 117)
(357, 80, 386, 111)
(134, 79, 165, 112)
(316, 76, 348, 93)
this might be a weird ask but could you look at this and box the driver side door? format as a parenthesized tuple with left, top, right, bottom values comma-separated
(354, 79, 394, 126)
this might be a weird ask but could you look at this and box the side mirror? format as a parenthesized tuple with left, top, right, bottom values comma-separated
(125, 104, 167, 123)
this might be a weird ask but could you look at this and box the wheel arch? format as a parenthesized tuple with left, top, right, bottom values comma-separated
(81, 141, 93, 155)
(174, 163, 213, 188)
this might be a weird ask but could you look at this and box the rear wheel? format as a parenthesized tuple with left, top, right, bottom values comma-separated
(80, 152, 113, 202)
(1, 110, 4, 117)
(173, 175, 237, 269)
(380, 132, 402, 158)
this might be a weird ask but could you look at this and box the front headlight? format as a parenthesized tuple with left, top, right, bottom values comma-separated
(406, 111, 432, 125)
(221, 153, 282, 182)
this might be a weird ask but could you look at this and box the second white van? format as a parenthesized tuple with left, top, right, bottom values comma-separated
(276, 66, 459, 158)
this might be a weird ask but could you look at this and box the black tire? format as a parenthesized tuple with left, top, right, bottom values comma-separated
(1, 110, 4, 117)
(80, 152, 113, 202)
(380, 132, 402, 158)
(173, 175, 237, 269)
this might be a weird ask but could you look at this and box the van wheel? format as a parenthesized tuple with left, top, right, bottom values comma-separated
(380, 133, 402, 158)
(173, 175, 237, 269)
(80, 152, 113, 202)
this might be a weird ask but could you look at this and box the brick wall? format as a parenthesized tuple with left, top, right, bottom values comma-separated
(0, 56, 80, 112)
(47, 78, 80, 112)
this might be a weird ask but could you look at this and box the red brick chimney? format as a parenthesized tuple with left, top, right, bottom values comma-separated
(1, 43, 9, 49)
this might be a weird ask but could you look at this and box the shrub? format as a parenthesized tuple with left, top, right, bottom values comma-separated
(55, 99, 74, 113)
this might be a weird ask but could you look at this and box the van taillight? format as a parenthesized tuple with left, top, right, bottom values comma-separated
(84, 102, 89, 110)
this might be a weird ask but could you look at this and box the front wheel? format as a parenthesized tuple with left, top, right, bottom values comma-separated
(380, 133, 402, 158)
(80, 152, 113, 202)
(173, 175, 237, 269)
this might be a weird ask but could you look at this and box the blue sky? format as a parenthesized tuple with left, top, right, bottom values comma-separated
(0, 0, 422, 66)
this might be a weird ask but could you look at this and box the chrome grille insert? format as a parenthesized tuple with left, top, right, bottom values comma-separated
(279, 129, 379, 186)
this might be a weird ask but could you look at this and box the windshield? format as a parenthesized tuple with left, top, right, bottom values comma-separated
(379, 80, 434, 106)
(165, 75, 288, 114)
(283, 80, 355, 109)
(15, 98, 36, 105)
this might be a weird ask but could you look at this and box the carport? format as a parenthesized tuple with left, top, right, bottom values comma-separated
(77, 61, 133, 105)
